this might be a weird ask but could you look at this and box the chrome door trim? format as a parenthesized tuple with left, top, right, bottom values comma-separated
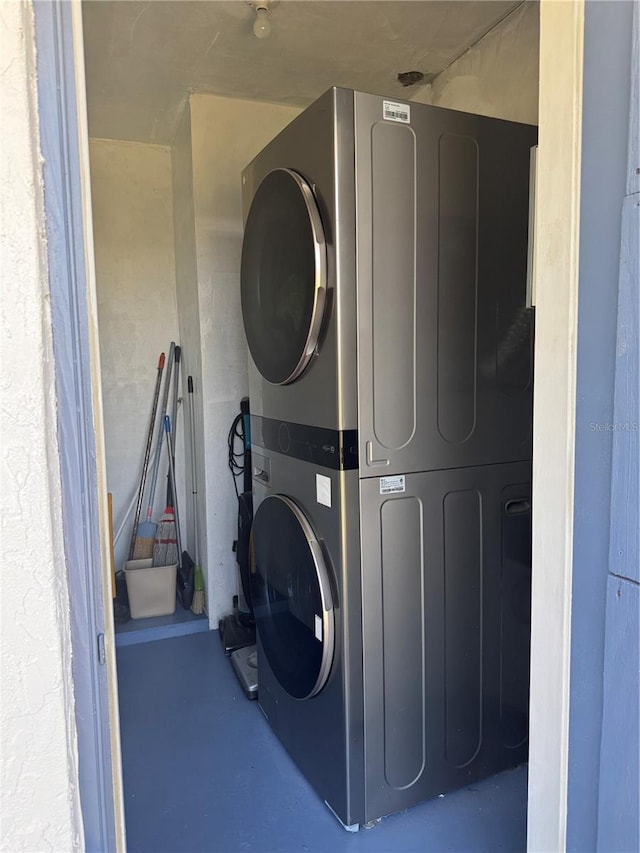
(262, 493, 335, 698)
(262, 168, 327, 385)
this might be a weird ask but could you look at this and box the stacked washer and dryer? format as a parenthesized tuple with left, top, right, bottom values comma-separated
(240, 88, 536, 830)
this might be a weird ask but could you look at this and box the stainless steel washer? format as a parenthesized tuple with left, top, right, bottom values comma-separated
(251, 451, 532, 829)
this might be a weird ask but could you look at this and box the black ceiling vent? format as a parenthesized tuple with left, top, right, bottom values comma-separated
(397, 70, 424, 87)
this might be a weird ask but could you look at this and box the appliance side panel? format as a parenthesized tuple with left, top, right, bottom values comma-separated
(339, 467, 366, 825)
(360, 475, 432, 821)
(443, 489, 483, 767)
(361, 461, 531, 822)
(499, 483, 532, 749)
(332, 89, 359, 433)
(355, 91, 537, 477)
(370, 123, 417, 451)
(437, 135, 479, 445)
(379, 497, 426, 789)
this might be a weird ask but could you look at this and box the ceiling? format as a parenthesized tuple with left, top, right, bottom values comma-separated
(82, 0, 523, 145)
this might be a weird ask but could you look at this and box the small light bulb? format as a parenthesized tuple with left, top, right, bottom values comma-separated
(253, 6, 271, 39)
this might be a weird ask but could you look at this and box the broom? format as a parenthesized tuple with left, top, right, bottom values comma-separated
(191, 565, 205, 616)
(187, 376, 205, 615)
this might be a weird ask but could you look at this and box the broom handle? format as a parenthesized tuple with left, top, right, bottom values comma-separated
(128, 352, 165, 561)
(188, 376, 199, 565)
(164, 416, 183, 558)
(143, 342, 175, 524)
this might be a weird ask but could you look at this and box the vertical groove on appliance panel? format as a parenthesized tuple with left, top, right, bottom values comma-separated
(381, 496, 426, 789)
(499, 487, 532, 749)
(443, 489, 483, 768)
(437, 134, 479, 445)
(371, 122, 417, 450)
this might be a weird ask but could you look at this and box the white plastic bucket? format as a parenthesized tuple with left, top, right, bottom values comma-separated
(124, 558, 177, 619)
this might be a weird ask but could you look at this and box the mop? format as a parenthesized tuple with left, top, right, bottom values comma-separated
(153, 416, 181, 568)
(188, 376, 205, 615)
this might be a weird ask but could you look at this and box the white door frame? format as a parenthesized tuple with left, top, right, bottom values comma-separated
(33, 0, 125, 849)
(527, 2, 585, 850)
(46, 0, 586, 849)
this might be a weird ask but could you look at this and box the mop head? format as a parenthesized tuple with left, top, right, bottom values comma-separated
(191, 564, 205, 615)
(153, 507, 178, 567)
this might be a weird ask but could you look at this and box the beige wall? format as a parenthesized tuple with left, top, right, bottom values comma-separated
(189, 94, 300, 622)
(0, 1, 83, 850)
(89, 139, 183, 573)
(416, 1, 539, 124)
(88, 97, 301, 621)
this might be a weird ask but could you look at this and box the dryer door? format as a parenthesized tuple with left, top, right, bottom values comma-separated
(241, 168, 327, 385)
(252, 494, 334, 699)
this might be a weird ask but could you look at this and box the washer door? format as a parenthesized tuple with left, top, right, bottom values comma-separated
(252, 494, 334, 699)
(241, 168, 327, 385)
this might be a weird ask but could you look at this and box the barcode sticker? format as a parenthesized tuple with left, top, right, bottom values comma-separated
(315, 615, 323, 642)
(383, 100, 410, 124)
(380, 475, 406, 495)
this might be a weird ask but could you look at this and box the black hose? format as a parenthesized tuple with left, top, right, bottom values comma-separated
(228, 412, 245, 497)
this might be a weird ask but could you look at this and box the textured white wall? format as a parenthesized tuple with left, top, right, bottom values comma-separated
(189, 94, 300, 623)
(89, 140, 185, 574)
(415, 1, 539, 124)
(0, 1, 83, 850)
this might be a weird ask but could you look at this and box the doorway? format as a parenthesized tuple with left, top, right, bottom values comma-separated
(40, 3, 592, 848)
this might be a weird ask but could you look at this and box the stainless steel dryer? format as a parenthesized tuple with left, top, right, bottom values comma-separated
(241, 87, 536, 474)
(240, 88, 537, 829)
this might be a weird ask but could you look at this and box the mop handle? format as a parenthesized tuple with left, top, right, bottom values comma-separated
(170, 346, 181, 458)
(188, 376, 199, 566)
(164, 416, 183, 558)
(144, 342, 175, 523)
(166, 345, 181, 506)
(128, 352, 165, 561)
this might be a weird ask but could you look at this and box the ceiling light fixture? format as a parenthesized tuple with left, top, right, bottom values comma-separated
(253, 2, 271, 39)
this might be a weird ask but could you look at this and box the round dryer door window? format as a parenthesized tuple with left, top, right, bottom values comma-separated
(252, 495, 334, 699)
(241, 168, 327, 385)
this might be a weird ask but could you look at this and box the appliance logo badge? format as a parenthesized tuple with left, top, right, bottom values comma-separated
(383, 100, 411, 124)
(379, 475, 406, 495)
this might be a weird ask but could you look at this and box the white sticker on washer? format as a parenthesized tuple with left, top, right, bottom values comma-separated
(383, 100, 410, 124)
(316, 473, 332, 507)
(315, 615, 323, 642)
(380, 475, 406, 495)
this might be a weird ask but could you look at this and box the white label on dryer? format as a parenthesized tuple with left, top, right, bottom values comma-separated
(316, 474, 332, 508)
(380, 475, 406, 495)
(315, 615, 323, 642)
(383, 100, 410, 124)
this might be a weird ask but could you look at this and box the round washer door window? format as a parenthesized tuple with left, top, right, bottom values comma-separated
(252, 494, 334, 699)
(241, 168, 327, 385)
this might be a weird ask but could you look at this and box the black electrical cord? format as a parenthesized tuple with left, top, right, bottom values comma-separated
(228, 411, 245, 497)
